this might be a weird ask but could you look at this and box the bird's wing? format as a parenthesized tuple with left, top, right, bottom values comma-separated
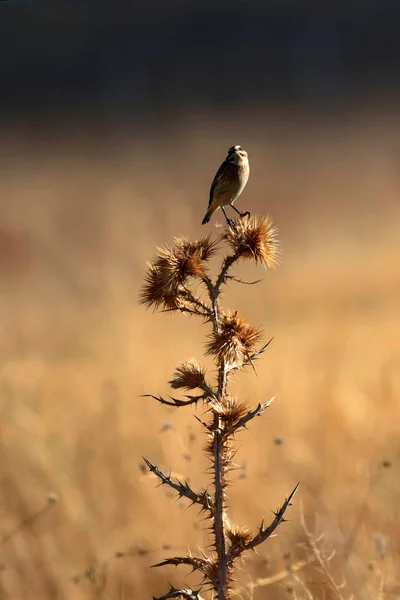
(208, 160, 229, 208)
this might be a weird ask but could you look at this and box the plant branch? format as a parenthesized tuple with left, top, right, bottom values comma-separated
(152, 556, 213, 582)
(225, 275, 263, 286)
(230, 397, 275, 433)
(143, 458, 215, 516)
(240, 338, 274, 369)
(142, 393, 209, 408)
(227, 483, 299, 565)
(241, 557, 316, 592)
(201, 252, 239, 335)
(152, 585, 205, 600)
(214, 252, 241, 294)
(201, 275, 219, 333)
(161, 305, 208, 318)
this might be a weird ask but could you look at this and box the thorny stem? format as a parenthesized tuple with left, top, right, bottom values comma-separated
(214, 252, 241, 295)
(202, 251, 239, 336)
(210, 287, 228, 598)
(203, 254, 241, 599)
(213, 418, 228, 600)
(217, 361, 229, 399)
(201, 275, 219, 333)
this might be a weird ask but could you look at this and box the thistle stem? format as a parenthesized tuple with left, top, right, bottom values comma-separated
(212, 272, 230, 598)
(213, 414, 228, 600)
(214, 252, 240, 295)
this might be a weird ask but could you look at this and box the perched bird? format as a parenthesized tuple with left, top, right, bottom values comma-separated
(202, 145, 250, 226)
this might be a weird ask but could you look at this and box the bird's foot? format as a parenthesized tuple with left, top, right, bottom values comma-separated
(226, 218, 235, 230)
(240, 211, 250, 218)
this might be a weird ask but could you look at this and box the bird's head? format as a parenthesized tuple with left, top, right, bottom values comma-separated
(226, 145, 248, 165)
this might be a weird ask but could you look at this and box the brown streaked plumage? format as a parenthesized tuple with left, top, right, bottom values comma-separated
(202, 145, 250, 226)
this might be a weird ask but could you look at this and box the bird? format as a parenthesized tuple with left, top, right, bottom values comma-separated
(202, 145, 250, 226)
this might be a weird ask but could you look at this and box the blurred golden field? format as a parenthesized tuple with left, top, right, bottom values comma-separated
(0, 113, 400, 599)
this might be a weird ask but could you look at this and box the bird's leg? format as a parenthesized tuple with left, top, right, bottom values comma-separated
(231, 204, 250, 218)
(221, 206, 234, 229)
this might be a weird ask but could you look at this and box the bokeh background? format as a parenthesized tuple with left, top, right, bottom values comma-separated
(1, 1, 400, 598)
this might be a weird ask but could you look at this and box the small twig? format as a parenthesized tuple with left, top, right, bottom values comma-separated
(299, 505, 345, 600)
(0, 497, 56, 546)
(291, 568, 314, 600)
(242, 557, 317, 592)
(225, 276, 263, 286)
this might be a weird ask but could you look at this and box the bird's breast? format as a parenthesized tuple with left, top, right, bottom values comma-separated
(238, 161, 250, 182)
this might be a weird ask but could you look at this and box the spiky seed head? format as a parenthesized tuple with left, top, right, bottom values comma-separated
(222, 215, 279, 268)
(206, 311, 262, 368)
(140, 262, 181, 310)
(226, 524, 253, 549)
(203, 558, 220, 586)
(211, 397, 249, 425)
(169, 359, 207, 391)
(139, 236, 217, 310)
(174, 235, 219, 263)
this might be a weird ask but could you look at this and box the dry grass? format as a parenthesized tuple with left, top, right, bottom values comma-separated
(0, 115, 399, 598)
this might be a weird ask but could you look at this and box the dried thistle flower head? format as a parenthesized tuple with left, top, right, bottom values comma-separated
(226, 524, 253, 549)
(139, 236, 217, 310)
(174, 236, 218, 263)
(206, 311, 262, 368)
(211, 397, 249, 425)
(222, 214, 279, 267)
(169, 359, 207, 392)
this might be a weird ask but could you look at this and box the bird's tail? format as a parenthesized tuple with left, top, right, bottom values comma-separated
(202, 205, 215, 225)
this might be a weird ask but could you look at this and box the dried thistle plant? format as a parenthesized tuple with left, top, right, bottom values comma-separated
(140, 215, 298, 600)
